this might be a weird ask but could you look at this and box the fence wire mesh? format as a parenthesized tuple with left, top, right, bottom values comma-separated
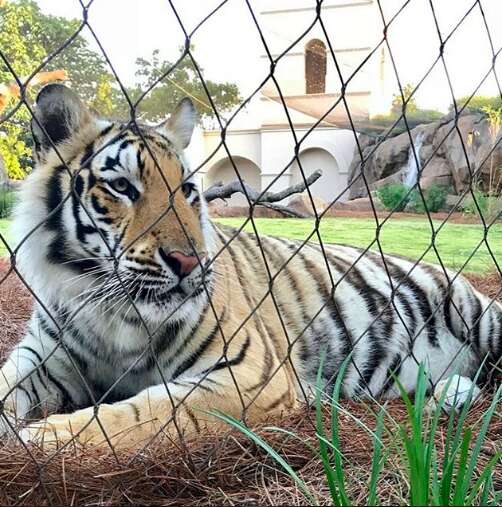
(0, 0, 501, 504)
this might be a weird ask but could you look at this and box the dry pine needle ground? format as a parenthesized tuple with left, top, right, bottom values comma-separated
(0, 259, 500, 505)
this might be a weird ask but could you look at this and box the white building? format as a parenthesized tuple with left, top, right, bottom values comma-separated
(188, 0, 393, 206)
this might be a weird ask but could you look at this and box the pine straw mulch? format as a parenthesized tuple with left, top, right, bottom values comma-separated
(0, 259, 500, 505)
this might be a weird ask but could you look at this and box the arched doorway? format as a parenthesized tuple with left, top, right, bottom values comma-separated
(203, 156, 261, 207)
(305, 39, 327, 94)
(290, 148, 347, 204)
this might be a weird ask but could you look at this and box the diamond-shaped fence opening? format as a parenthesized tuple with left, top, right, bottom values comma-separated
(0, 0, 501, 504)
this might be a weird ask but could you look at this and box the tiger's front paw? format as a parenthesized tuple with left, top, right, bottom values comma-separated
(426, 375, 481, 414)
(19, 407, 106, 448)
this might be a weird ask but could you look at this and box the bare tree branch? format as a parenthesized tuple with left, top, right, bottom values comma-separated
(203, 169, 322, 218)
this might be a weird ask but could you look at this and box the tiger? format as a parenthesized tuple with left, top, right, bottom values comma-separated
(0, 84, 500, 449)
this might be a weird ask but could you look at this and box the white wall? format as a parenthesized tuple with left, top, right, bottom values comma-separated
(202, 156, 262, 207)
(290, 148, 349, 203)
(259, 0, 381, 98)
(201, 130, 262, 171)
(196, 125, 357, 206)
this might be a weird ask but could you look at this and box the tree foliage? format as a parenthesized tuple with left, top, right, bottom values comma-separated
(0, 1, 241, 179)
(452, 95, 502, 113)
(391, 83, 418, 115)
(0, 0, 46, 179)
(130, 49, 241, 123)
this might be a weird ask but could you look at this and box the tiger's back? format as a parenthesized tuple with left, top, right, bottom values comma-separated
(213, 224, 501, 403)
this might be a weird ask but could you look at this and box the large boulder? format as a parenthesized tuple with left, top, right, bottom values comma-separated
(331, 196, 384, 212)
(419, 158, 452, 189)
(287, 193, 330, 216)
(347, 110, 502, 198)
(346, 133, 375, 199)
(348, 126, 436, 198)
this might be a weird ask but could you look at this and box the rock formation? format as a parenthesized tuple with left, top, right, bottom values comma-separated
(347, 110, 502, 199)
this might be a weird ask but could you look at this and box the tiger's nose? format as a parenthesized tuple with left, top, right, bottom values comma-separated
(159, 249, 203, 277)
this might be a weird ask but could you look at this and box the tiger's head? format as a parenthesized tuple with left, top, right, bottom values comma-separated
(14, 84, 214, 324)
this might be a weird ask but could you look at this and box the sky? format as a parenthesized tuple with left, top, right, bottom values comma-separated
(34, 0, 502, 114)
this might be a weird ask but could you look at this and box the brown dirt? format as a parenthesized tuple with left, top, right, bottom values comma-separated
(209, 204, 497, 225)
(0, 398, 499, 506)
(465, 272, 502, 302)
(0, 259, 31, 364)
(323, 210, 496, 224)
(0, 260, 500, 505)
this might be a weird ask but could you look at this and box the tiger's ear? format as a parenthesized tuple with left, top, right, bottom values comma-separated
(31, 84, 93, 154)
(161, 98, 197, 149)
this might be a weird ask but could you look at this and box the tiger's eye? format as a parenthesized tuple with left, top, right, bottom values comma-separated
(110, 177, 129, 193)
(182, 182, 195, 198)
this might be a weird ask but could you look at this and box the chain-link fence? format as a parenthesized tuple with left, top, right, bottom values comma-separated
(0, 0, 501, 504)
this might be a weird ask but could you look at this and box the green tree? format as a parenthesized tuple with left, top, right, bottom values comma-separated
(0, 0, 46, 83)
(0, 0, 117, 178)
(0, 2, 242, 179)
(29, 8, 115, 104)
(90, 75, 116, 117)
(0, 0, 47, 179)
(451, 95, 502, 113)
(131, 49, 241, 123)
(391, 83, 418, 115)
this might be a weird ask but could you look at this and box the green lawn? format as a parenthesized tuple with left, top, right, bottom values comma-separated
(1, 217, 500, 273)
(0, 219, 11, 257)
(215, 217, 502, 274)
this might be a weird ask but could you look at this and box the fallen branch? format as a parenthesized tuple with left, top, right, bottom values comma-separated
(203, 169, 322, 218)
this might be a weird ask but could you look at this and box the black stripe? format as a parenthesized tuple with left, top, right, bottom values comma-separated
(103, 156, 119, 172)
(271, 237, 333, 365)
(37, 314, 59, 342)
(120, 139, 134, 150)
(96, 185, 117, 199)
(28, 377, 41, 410)
(296, 251, 353, 389)
(493, 307, 502, 361)
(172, 309, 227, 379)
(87, 168, 97, 189)
(137, 145, 145, 178)
(469, 293, 483, 351)
(123, 402, 141, 422)
(72, 175, 98, 243)
(20, 336, 74, 408)
(44, 166, 100, 272)
(38, 315, 90, 378)
(80, 141, 95, 169)
(381, 353, 403, 396)
(486, 308, 495, 360)
(323, 251, 390, 395)
(265, 389, 291, 411)
(202, 331, 251, 374)
(443, 294, 456, 337)
(366, 252, 439, 347)
(226, 231, 277, 391)
(91, 194, 108, 214)
(18, 346, 49, 390)
(45, 165, 68, 265)
(99, 124, 115, 138)
(153, 320, 183, 357)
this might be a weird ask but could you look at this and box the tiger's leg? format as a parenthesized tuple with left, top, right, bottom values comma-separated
(0, 325, 89, 438)
(20, 363, 297, 449)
